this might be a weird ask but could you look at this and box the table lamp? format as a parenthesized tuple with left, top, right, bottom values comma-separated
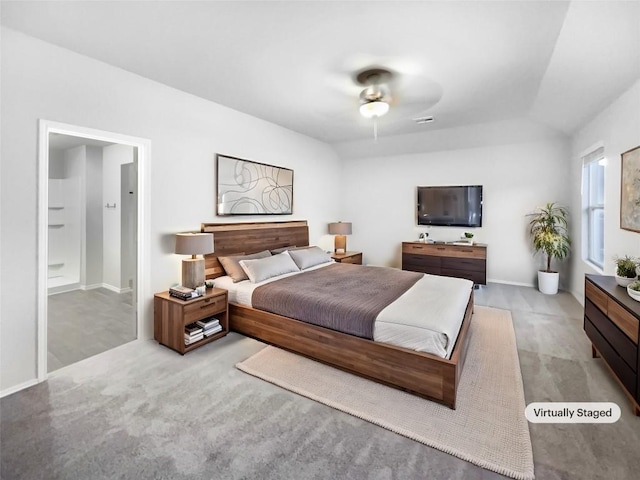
(328, 222, 352, 254)
(175, 233, 214, 289)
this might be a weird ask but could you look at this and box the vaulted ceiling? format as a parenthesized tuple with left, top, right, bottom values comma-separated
(2, 1, 639, 144)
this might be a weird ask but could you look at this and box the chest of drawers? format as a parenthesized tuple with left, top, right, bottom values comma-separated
(584, 274, 640, 415)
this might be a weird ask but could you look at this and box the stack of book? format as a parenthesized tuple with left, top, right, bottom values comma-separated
(170, 286, 197, 301)
(184, 323, 204, 346)
(197, 317, 223, 337)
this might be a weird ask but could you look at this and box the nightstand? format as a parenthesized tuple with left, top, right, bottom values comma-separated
(154, 287, 228, 354)
(331, 251, 363, 265)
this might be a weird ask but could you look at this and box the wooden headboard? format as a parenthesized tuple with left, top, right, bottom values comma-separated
(200, 220, 309, 279)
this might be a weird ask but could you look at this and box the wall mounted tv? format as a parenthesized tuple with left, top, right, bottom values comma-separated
(417, 185, 483, 227)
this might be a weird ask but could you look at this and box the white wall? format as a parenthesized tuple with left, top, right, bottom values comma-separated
(0, 28, 342, 393)
(102, 144, 134, 291)
(85, 146, 104, 287)
(569, 79, 640, 302)
(340, 131, 571, 287)
(63, 146, 85, 287)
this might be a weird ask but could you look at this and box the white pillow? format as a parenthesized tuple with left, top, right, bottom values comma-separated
(288, 246, 332, 270)
(239, 252, 300, 283)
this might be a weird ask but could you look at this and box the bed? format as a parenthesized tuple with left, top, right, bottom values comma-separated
(201, 220, 474, 409)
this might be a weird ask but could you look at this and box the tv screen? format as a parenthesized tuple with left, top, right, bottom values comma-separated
(417, 185, 483, 227)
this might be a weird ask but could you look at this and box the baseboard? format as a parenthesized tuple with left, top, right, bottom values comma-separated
(101, 284, 131, 294)
(0, 378, 39, 399)
(487, 279, 535, 288)
(80, 283, 103, 291)
(48, 282, 81, 295)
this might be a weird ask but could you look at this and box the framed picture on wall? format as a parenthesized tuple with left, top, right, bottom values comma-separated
(620, 145, 640, 233)
(216, 154, 293, 215)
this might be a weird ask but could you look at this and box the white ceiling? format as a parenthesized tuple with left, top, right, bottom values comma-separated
(2, 1, 639, 144)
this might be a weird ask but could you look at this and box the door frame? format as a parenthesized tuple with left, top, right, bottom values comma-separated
(37, 119, 151, 381)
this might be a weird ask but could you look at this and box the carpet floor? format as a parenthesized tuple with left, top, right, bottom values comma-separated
(236, 307, 534, 480)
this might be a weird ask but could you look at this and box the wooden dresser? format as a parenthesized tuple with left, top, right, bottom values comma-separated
(584, 274, 640, 415)
(402, 242, 487, 285)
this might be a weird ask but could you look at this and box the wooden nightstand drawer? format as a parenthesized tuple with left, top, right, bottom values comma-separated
(184, 295, 226, 323)
(339, 253, 362, 264)
(331, 251, 362, 265)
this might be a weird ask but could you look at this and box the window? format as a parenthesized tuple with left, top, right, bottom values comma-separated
(582, 147, 605, 269)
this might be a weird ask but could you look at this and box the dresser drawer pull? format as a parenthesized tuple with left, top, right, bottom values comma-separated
(436, 247, 445, 250)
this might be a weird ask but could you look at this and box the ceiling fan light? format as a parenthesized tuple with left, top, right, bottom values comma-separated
(359, 101, 389, 118)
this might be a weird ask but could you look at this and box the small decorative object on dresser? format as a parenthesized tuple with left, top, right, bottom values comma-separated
(614, 255, 639, 287)
(331, 251, 362, 265)
(628, 281, 640, 302)
(584, 274, 640, 415)
(154, 287, 228, 354)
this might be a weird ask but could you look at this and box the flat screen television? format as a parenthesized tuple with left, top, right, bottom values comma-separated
(417, 185, 483, 227)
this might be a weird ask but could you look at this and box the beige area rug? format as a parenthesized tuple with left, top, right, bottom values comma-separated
(236, 306, 534, 480)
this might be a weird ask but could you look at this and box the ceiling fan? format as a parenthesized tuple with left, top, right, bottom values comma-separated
(356, 68, 393, 119)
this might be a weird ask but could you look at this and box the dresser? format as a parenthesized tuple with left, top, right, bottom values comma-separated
(402, 242, 487, 285)
(584, 274, 640, 415)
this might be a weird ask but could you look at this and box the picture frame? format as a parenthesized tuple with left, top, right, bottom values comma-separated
(620, 145, 640, 233)
(216, 154, 293, 216)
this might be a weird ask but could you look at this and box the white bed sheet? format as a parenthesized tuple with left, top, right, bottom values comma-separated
(214, 265, 472, 359)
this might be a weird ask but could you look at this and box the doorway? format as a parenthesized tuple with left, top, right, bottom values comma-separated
(37, 121, 150, 380)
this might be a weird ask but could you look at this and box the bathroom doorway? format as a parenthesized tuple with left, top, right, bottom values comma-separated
(37, 121, 150, 379)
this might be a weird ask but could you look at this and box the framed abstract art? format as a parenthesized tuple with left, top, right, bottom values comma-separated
(620, 146, 640, 233)
(216, 154, 293, 215)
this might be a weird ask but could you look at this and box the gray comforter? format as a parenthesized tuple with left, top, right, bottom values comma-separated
(251, 263, 423, 339)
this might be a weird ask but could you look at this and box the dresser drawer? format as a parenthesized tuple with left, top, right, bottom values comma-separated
(608, 300, 639, 344)
(585, 299, 636, 371)
(184, 295, 226, 323)
(404, 263, 441, 275)
(441, 257, 485, 272)
(402, 253, 440, 267)
(402, 243, 444, 255)
(585, 279, 608, 315)
(441, 268, 486, 285)
(585, 318, 637, 394)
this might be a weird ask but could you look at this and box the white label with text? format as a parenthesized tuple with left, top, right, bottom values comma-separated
(525, 402, 621, 423)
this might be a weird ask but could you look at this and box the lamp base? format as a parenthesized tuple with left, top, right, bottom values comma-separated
(182, 258, 205, 289)
(334, 235, 347, 254)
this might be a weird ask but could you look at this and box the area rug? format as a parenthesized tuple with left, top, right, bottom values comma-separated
(236, 306, 534, 480)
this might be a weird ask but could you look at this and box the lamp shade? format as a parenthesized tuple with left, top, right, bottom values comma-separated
(328, 222, 352, 235)
(175, 233, 214, 255)
(359, 101, 389, 118)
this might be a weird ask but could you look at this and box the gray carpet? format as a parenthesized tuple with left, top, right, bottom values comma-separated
(2, 284, 640, 480)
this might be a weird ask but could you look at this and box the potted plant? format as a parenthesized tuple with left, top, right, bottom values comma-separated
(528, 202, 571, 295)
(614, 255, 639, 287)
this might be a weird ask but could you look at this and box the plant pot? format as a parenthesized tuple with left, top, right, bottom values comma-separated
(627, 284, 640, 302)
(538, 270, 559, 295)
(615, 274, 637, 288)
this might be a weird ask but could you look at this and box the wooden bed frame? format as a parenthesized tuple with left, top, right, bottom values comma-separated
(201, 220, 474, 409)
